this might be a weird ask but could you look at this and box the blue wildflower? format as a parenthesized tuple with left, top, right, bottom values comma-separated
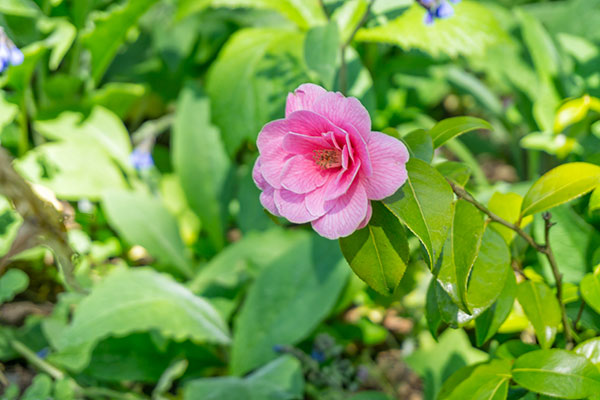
(417, 0, 460, 25)
(0, 27, 24, 72)
(130, 148, 154, 170)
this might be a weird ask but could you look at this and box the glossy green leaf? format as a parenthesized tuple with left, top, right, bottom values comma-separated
(231, 235, 349, 375)
(211, 0, 326, 30)
(488, 192, 533, 244)
(402, 129, 433, 163)
(425, 278, 443, 339)
(581, 266, 600, 315)
(102, 190, 194, 278)
(383, 158, 453, 267)
(429, 116, 492, 149)
(475, 271, 517, 346)
(57, 268, 230, 352)
(443, 359, 512, 400)
(304, 20, 339, 89)
(82, 0, 160, 83)
(575, 337, 600, 366)
(554, 96, 595, 133)
(436, 279, 483, 328)
(495, 340, 539, 361)
(356, 2, 507, 58)
(590, 187, 600, 213)
(15, 140, 127, 200)
(206, 28, 308, 155)
(173, 82, 230, 250)
(512, 349, 600, 399)
(516, 281, 561, 349)
(340, 202, 409, 295)
(520, 162, 600, 217)
(435, 161, 472, 187)
(437, 200, 485, 311)
(0, 269, 29, 304)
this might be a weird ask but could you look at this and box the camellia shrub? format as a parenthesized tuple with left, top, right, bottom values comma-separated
(0, 0, 600, 400)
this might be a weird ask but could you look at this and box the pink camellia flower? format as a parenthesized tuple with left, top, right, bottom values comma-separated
(253, 84, 409, 239)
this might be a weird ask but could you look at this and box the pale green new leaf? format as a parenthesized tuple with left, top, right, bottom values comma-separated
(488, 192, 533, 244)
(356, 2, 507, 58)
(57, 268, 230, 352)
(575, 337, 600, 367)
(173, 83, 230, 250)
(429, 116, 492, 149)
(513, 350, 600, 399)
(383, 158, 454, 267)
(0, 269, 29, 304)
(516, 281, 561, 349)
(102, 190, 194, 278)
(340, 202, 410, 295)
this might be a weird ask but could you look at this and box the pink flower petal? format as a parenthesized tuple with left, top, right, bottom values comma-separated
(260, 185, 280, 216)
(344, 123, 372, 177)
(281, 155, 329, 194)
(285, 84, 327, 117)
(282, 132, 331, 155)
(312, 92, 371, 141)
(305, 174, 336, 217)
(256, 119, 288, 155)
(323, 159, 361, 200)
(274, 189, 317, 224)
(286, 110, 339, 137)
(252, 157, 267, 191)
(357, 201, 373, 230)
(311, 183, 369, 239)
(363, 131, 409, 200)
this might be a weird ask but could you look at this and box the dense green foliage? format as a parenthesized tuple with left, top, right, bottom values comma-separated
(1, 0, 600, 399)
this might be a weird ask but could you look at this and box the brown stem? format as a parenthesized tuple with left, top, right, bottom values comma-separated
(447, 179, 574, 348)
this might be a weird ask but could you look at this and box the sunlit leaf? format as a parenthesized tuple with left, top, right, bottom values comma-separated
(428, 116, 492, 149)
(516, 281, 561, 349)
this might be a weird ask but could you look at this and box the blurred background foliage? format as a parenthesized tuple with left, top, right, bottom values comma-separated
(0, 0, 599, 399)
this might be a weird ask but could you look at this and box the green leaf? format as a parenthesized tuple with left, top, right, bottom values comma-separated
(590, 187, 600, 213)
(34, 106, 132, 170)
(102, 190, 194, 278)
(442, 359, 512, 400)
(304, 20, 339, 89)
(21, 374, 52, 400)
(554, 96, 594, 133)
(383, 158, 454, 267)
(428, 117, 492, 149)
(211, 0, 326, 30)
(356, 2, 507, 58)
(581, 266, 600, 315)
(15, 140, 127, 200)
(520, 162, 600, 217)
(0, 269, 29, 304)
(88, 82, 146, 119)
(41, 18, 77, 71)
(231, 235, 349, 375)
(57, 268, 230, 354)
(488, 192, 533, 244)
(516, 281, 561, 349)
(206, 28, 309, 155)
(173, 82, 230, 250)
(402, 129, 433, 163)
(331, 0, 370, 44)
(575, 337, 600, 367)
(184, 355, 303, 400)
(0, 197, 22, 258)
(475, 271, 516, 346)
(516, 9, 559, 79)
(340, 202, 410, 295)
(0, 0, 40, 17)
(81, 0, 160, 83)
(435, 161, 471, 187)
(495, 340, 539, 361)
(435, 278, 484, 328)
(437, 200, 485, 311)
(425, 277, 443, 339)
(512, 349, 600, 399)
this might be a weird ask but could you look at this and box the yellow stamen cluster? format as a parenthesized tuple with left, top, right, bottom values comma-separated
(313, 149, 341, 169)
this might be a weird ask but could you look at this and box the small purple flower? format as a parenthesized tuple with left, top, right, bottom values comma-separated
(417, 0, 460, 25)
(0, 27, 24, 72)
(130, 148, 154, 170)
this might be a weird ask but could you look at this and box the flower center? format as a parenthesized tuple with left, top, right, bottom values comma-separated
(313, 149, 341, 169)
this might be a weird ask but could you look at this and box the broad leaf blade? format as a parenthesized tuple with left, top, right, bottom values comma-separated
(0, 269, 29, 304)
(402, 129, 433, 163)
(383, 158, 453, 267)
(513, 349, 600, 399)
(475, 271, 517, 346)
(581, 267, 600, 315)
(516, 281, 561, 349)
(429, 117, 492, 149)
(304, 21, 339, 89)
(520, 162, 600, 217)
(444, 359, 512, 400)
(340, 202, 409, 295)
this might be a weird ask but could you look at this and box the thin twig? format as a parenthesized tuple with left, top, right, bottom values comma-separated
(574, 299, 586, 328)
(543, 212, 572, 348)
(447, 179, 574, 348)
(11, 340, 64, 380)
(339, 0, 374, 94)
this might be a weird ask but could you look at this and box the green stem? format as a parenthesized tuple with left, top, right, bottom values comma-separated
(11, 340, 64, 380)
